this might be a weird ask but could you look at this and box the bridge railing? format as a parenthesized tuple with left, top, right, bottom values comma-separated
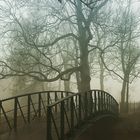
(0, 89, 119, 139)
(47, 93, 82, 140)
(0, 91, 74, 134)
(46, 90, 119, 140)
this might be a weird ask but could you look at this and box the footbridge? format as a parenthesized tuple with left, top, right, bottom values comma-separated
(0, 90, 119, 140)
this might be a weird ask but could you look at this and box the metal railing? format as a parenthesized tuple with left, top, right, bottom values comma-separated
(46, 90, 119, 140)
(0, 89, 119, 139)
(0, 91, 74, 134)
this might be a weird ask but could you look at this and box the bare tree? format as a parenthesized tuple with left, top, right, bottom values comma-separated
(0, 0, 109, 94)
(100, 0, 140, 112)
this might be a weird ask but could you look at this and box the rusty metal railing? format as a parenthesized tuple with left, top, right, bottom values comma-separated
(0, 90, 119, 139)
(0, 91, 74, 134)
(46, 90, 119, 140)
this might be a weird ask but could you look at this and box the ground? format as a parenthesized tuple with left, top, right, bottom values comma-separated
(74, 112, 140, 140)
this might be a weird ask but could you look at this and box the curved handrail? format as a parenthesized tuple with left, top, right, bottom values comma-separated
(46, 89, 119, 140)
(0, 90, 75, 133)
(0, 90, 75, 102)
(88, 89, 118, 105)
(0, 89, 119, 139)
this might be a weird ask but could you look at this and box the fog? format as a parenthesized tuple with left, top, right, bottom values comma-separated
(0, 76, 140, 103)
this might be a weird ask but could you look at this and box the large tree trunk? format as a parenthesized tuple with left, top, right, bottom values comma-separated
(80, 45, 91, 92)
(120, 74, 130, 113)
(125, 77, 129, 113)
(75, 70, 81, 92)
(61, 49, 71, 91)
(76, 0, 91, 93)
(120, 79, 127, 112)
(99, 57, 105, 90)
(64, 81, 70, 91)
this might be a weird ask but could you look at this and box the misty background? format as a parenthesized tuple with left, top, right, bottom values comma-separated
(0, 0, 140, 113)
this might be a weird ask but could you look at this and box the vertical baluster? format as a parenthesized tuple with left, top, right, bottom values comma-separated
(66, 92, 69, 110)
(55, 91, 58, 112)
(84, 92, 88, 119)
(105, 93, 107, 111)
(47, 92, 50, 105)
(111, 98, 113, 113)
(98, 91, 101, 113)
(14, 97, 18, 130)
(38, 94, 41, 118)
(89, 91, 93, 115)
(106, 94, 108, 111)
(102, 92, 105, 112)
(94, 91, 97, 113)
(75, 95, 78, 108)
(0, 101, 11, 130)
(61, 91, 64, 99)
(47, 106, 52, 140)
(60, 101, 65, 140)
(28, 95, 31, 123)
(107, 94, 109, 111)
(108, 95, 110, 111)
(78, 94, 81, 124)
(109, 95, 111, 112)
(103, 92, 105, 112)
(70, 97, 74, 130)
(0, 100, 2, 125)
(101, 91, 103, 112)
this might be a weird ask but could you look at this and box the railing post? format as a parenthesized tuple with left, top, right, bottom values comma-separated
(38, 94, 41, 118)
(28, 95, 31, 123)
(66, 92, 69, 110)
(78, 94, 81, 124)
(102, 92, 105, 112)
(111, 98, 113, 113)
(100, 91, 103, 112)
(106, 94, 109, 111)
(94, 91, 97, 113)
(61, 91, 64, 98)
(60, 101, 65, 140)
(0, 100, 2, 124)
(98, 91, 101, 113)
(47, 92, 50, 105)
(109, 95, 111, 112)
(0, 102, 12, 130)
(89, 91, 93, 116)
(55, 92, 58, 112)
(105, 93, 107, 111)
(14, 97, 18, 130)
(47, 106, 52, 140)
(84, 92, 88, 119)
(70, 97, 74, 130)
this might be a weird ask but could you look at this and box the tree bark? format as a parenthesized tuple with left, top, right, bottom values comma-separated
(120, 78, 127, 112)
(99, 57, 105, 91)
(126, 77, 129, 113)
(76, 0, 91, 93)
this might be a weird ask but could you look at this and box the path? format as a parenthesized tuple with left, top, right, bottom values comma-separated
(75, 112, 140, 140)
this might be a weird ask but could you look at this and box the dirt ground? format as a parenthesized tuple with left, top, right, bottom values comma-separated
(75, 112, 140, 140)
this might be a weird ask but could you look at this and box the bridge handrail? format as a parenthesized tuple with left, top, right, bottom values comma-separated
(87, 89, 119, 105)
(0, 90, 75, 133)
(46, 89, 119, 140)
(0, 89, 119, 140)
(0, 90, 75, 102)
(47, 93, 79, 107)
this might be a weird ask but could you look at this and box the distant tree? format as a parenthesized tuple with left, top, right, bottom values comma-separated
(100, 0, 140, 112)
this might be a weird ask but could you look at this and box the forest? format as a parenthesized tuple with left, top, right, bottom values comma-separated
(0, 0, 140, 140)
(0, 0, 140, 116)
